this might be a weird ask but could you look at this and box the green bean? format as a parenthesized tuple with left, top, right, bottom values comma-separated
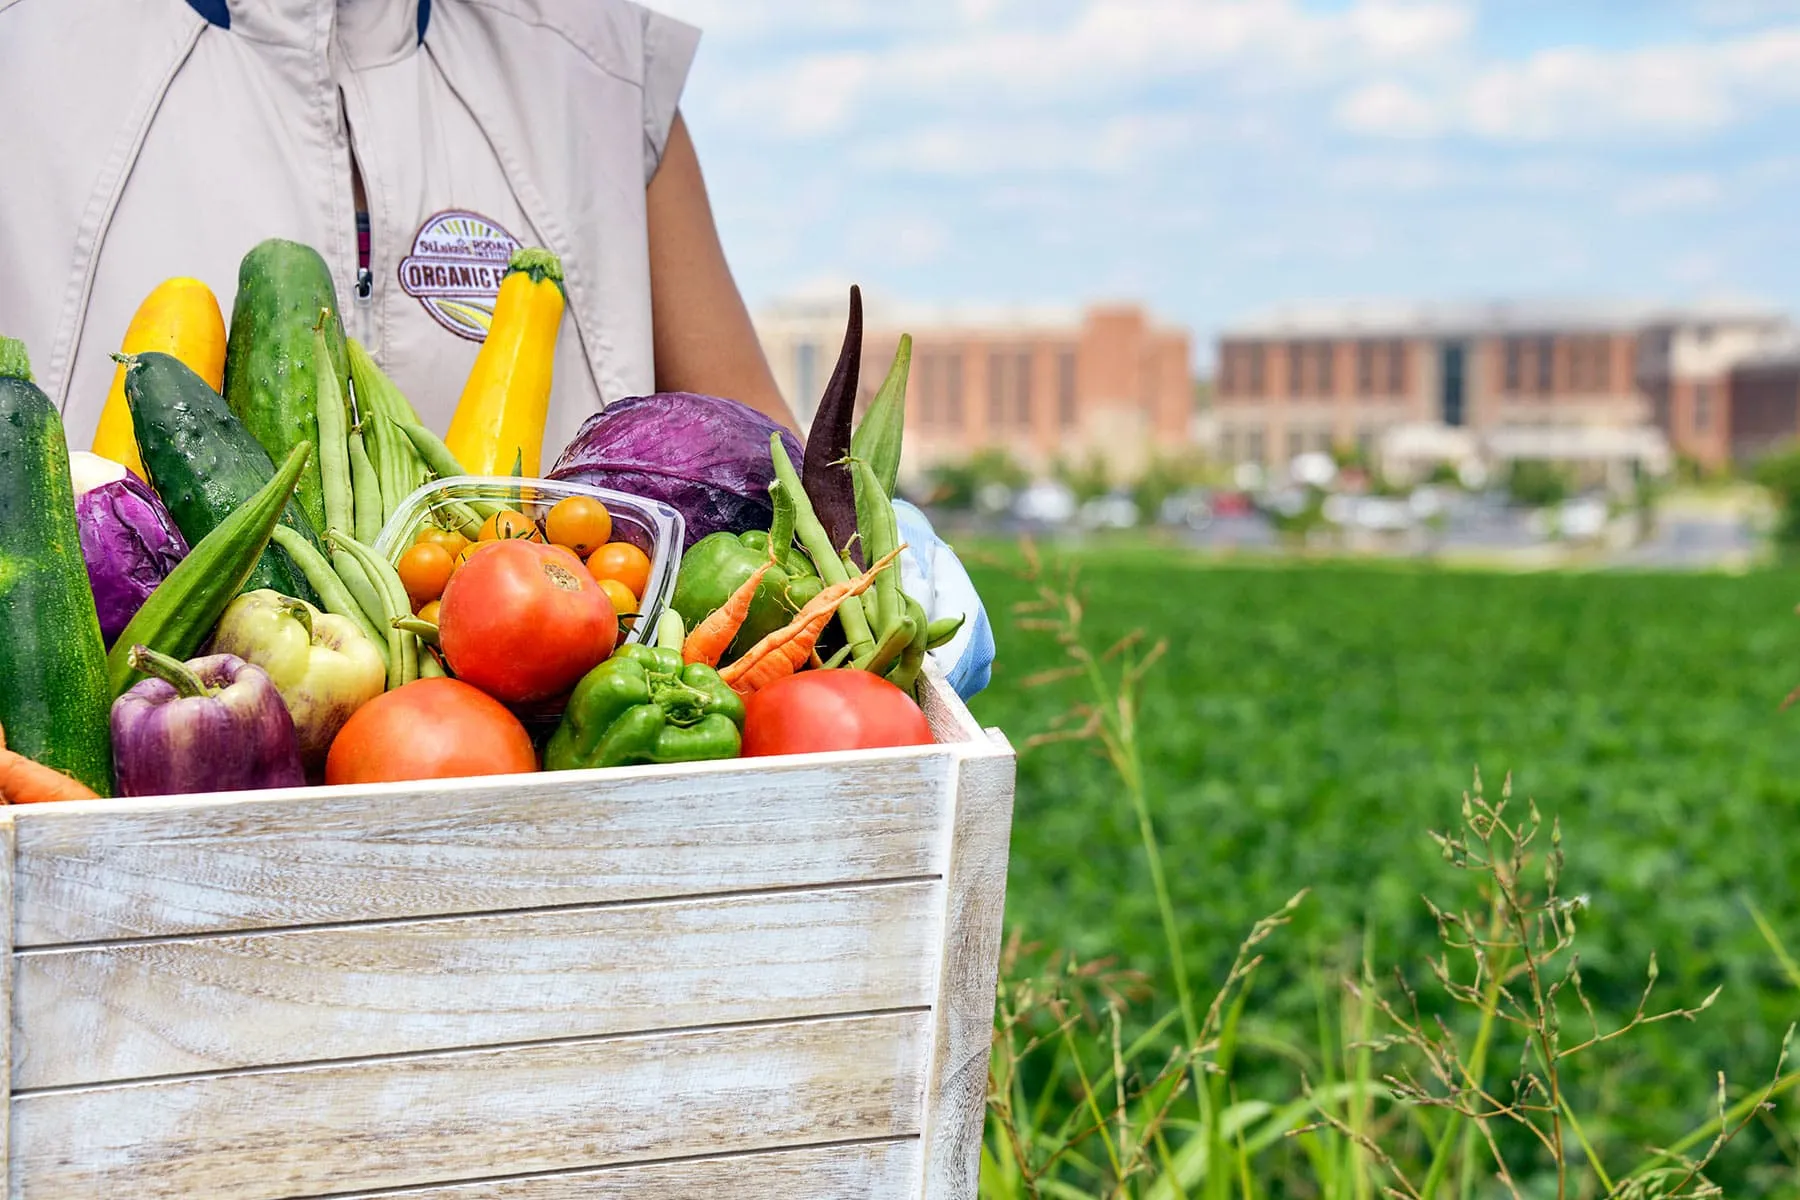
(392, 616, 440, 647)
(392, 418, 471, 482)
(821, 644, 853, 670)
(268, 526, 390, 670)
(418, 648, 446, 678)
(347, 426, 384, 545)
(887, 594, 930, 696)
(330, 549, 387, 630)
(312, 314, 355, 538)
(330, 532, 415, 689)
(769, 433, 876, 660)
(859, 613, 915, 676)
(768, 479, 796, 556)
(848, 454, 902, 635)
(925, 613, 965, 650)
(365, 409, 411, 525)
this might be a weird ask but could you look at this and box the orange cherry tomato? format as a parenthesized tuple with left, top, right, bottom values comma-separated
(477, 508, 542, 542)
(415, 525, 470, 558)
(439, 540, 618, 704)
(417, 599, 442, 625)
(397, 542, 456, 607)
(456, 539, 503, 570)
(596, 578, 638, 619)
(544, 496, 613, 557)
(587, 541, 652, 598)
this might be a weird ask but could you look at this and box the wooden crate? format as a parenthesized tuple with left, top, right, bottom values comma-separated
(1, 670, 1014, 1199)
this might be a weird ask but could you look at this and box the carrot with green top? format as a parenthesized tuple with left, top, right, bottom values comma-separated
(0, 722, 101, 805)
(683, 561, 771, 668)
(720, 548, 902, 696)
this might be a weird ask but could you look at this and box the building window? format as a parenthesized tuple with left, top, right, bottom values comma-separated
(1314, 342, 1334, 395)
(1015, 351, 1033, 427)
(987, 351, 1007, 428)
(1058, 351, 1077, 429)
(1246, 429, 1265, 463)
(1356, 342, 1375, 395)
(944, 352, 964, 428)
(1504, 338, 1523, 393)
(1220, 343, 1240, 394)
(1248, 344, 1265, 396)
(1288, 342, 1305, 397)
(1220, 429, 1238, 462)
(1386, 340, 1405, 393)
(1535, 336, 1555, 395)
(1695, 382, 1713, 432)
(1286, 429, 1304, 460)
(918, 354, 937, 427)
(1592, 339, 1611, 391)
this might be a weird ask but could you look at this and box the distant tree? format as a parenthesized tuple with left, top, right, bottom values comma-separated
(1054, 452, 1112, 504)
(1505, 459, 1569, 508)
(1754, 443, 1800, 549)
(921, 449, 1030, 511)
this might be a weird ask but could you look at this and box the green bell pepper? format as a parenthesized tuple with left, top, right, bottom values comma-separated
(668, 530, 825, 661)
(544, 643, 745, 770)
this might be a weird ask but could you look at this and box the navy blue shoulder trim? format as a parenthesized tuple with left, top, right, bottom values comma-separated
(186, 1, 430, 43)
(186, 0, 229, 28)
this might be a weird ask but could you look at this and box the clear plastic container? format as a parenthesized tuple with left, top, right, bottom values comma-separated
(373, 475, 686, 650)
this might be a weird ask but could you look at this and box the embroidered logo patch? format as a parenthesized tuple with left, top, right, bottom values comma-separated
(397, 211, 523, 341)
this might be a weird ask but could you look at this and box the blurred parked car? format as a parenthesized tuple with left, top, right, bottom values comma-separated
(1079, 492, 1140, 530)
(1013, 480, 1078, 526)
(1158, 489, 1214, 530)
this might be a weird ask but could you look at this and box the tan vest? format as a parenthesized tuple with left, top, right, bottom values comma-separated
(0, 0, 698, 455)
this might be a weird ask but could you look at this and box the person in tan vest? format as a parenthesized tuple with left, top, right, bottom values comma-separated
(0, 0, 995, 699)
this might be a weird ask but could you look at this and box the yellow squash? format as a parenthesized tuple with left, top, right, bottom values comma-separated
(444, 247, 566, 477)
(93, 277, 227, 479)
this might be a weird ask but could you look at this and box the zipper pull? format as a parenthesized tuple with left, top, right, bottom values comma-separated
(352, 267, 376, 348)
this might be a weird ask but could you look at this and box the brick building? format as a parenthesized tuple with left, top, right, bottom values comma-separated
(1213, 300, 1789, 473)
(756, 295, 1193, 484)
(1723, 337, 1800, 462)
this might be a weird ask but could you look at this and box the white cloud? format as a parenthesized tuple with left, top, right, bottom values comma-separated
(852, 112, 1206, 177)
(1616, 172, 1725, 215)
(1337, 27, 1800, 142)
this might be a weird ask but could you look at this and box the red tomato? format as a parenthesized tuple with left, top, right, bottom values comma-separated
(439, 540, 618, 704)
(325, 679, 537, 785)
(741, 670, 935, 757)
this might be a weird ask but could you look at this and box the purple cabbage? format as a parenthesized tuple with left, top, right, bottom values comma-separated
(548, 393, 804, 550)
(70, 451, 190, 645)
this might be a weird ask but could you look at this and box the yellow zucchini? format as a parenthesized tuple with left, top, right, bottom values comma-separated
(444, 247, 565, 477)
(93, 277, 227, 479)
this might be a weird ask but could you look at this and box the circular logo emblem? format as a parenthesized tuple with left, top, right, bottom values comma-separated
(397, 211, 523, 341)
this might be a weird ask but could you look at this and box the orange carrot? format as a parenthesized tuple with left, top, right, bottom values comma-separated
(0, 722, 101, 805)
(720, 548, 901, 695)
(683, 561, 771, 668)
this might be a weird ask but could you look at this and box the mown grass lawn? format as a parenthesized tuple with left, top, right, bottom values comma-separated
(964, 542, 1800, 1182)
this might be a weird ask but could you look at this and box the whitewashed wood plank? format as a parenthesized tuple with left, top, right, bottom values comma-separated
(16, 881, 943, 1090)
(919, 741, 1017, 1200)
(920, 666, 988, 747)
(12, 1011, 929, 1200)
(0, 810, 14, 1180)
(324, 1139, 921, 1198)
(13, 753, 956, 946)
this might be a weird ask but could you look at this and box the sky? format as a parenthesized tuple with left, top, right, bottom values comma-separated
(651, 0, 1800, 371)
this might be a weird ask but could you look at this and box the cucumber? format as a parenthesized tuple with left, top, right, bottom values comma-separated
(123, 351, 323, 606)
(223, 238, 348, 534)
(108, 442, 313, 697)
(0, 337, 114, 795)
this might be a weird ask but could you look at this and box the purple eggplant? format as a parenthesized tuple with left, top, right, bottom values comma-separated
(800, 286, 864, 568)
(111, 647, 305, 797)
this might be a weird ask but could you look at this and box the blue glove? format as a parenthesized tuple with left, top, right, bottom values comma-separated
(891, 498, 995, 701)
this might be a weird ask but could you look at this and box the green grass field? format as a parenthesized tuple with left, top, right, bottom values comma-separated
(964, 544, 1800, 1190)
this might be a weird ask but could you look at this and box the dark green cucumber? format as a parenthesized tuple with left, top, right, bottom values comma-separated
(223, 238, 348, 534)
(123, 351, 323, 606)
(0, 337, 114, 794)
(108, 442, 314, 697)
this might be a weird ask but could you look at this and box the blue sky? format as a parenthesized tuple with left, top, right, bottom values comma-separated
(653, 0, 1800, 370)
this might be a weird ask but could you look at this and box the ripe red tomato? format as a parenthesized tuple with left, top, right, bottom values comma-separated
(325, 678, 537, 785)
(740, 670, 935, 758)
(439, 539, 617, 704)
